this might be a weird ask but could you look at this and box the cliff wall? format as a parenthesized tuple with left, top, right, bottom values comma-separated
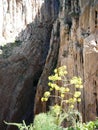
(35, 0, 98, 122)
(0, 0, 59, 130)
(0, 0, 98, 130)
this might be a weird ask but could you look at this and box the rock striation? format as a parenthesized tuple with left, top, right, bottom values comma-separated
(35, 0, 98, 122)
(58, 0, 98, 121)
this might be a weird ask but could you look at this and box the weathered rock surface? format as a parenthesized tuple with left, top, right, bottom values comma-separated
(35, 0, 98, 122)
(57, 0, 98, 122)
(34, 19, 60, 114)
(0, 28, 51, 130)
(0, 0, 98, 130)
(0, 0, 59, 130)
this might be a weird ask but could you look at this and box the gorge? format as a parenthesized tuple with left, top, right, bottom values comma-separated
(0, 0, 98, 130)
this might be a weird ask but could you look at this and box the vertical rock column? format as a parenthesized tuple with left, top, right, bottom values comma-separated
(83, 34, 98, 121)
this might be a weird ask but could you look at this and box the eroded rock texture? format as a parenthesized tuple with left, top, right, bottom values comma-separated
(35, 0, 98, 122)
(57, 0, 98, 121)
(0, 0, 98, 130)
(0, 0, 59, 130)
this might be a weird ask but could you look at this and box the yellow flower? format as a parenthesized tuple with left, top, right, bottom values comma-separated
(73, 98, 77, 102)
(44, 91, 50, 97)
(44, 98, 48, 101)
(48, 74, 61, 81)
(50, 83, 55, 89)
(52, 104, 61, 115)
(57, 66, 67, 76)
(59, 70, 64, 76)
(60, 87, 66, 93)
(41, 97, 48, 102)
(77, 77, 82, 85)
(55, 85, 60, 91)
(54, 68, 57, 73)
(57, 76, 62, 80)
(58, 66, 66, 70)
(75, 84, 83, 88)
(68, 98, 75, 103)
(68, 98, 77, 103)
(74, 91, 81, 98)
(70, 105, 74, 109)
(70, 77, 82, 85)
(80, 85, 83, 88)
(41, 97, 44, 102)
(49, 83, 59, 89)
(49, 88, 53, 91)
(65, 88, 70, 92)
(64, 71, 68, 75)
(75, 84, 80, 88)
(61, 94, 65, 98)
(48, 76, 52, 80)
(48, 82, 52, 86)
(77, 98, 81, 102)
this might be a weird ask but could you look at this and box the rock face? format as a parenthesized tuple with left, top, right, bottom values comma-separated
(0, 0, 59, 130)
(58, 0, 98, 122)
(34, 19, 60, 114)
(0, 0, 59, 43)
(59, 0, 98, 121)
(35, 0, 98, 122)
(0, 0, 98, 130)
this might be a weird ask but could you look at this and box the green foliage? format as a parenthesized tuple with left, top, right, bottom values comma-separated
(63, 120, 98, 130)
(33, 113, 62, 130)
(94, 119, 98, 128)
(0, 40, 22, 58)
(4, 120, 33, 130)
(4, 113, 63, 130)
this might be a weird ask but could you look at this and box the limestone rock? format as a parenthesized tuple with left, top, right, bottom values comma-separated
(57, 0, 98, 122)
(0, 0, 59, 130)
(0, 1, 98, 130)
(35, 0, 98, 122)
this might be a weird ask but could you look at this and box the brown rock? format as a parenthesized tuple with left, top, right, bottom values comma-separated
(0, 1, 98, 130)
(0, 0, 59, 130)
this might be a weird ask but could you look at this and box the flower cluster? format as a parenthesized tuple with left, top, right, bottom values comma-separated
(70, 76, 83, 88)
(41, 65, 83, 110)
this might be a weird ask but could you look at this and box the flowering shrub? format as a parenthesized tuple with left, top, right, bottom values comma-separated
(41, 65, 83, 127)
(41, 65, 83, 110)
